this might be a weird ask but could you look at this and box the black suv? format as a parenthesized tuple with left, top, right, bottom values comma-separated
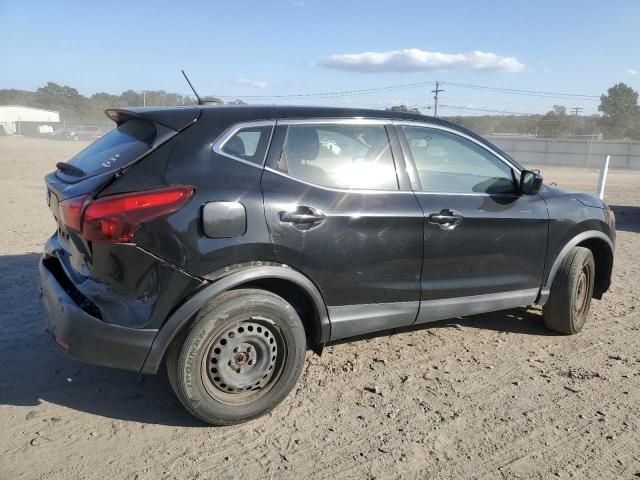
(40, 106, 615, 425)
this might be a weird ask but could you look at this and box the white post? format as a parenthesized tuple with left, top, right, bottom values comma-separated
(596, 154, 610, 200)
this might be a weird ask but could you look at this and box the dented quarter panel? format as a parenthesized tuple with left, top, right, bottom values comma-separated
(46, 235, 204, 329)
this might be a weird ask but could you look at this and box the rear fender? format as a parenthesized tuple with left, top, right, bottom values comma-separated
(141, 265, 330, 374)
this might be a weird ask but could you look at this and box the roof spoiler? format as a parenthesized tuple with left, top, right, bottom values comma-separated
(105, 106, 201, 131)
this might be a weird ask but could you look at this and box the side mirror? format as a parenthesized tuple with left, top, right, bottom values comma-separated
(520, 169, 543, 195)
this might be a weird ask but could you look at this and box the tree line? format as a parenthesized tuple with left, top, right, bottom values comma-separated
(1, 81, 639, 140)
(0, 82, 227, 124)
(390, 83, 640, 140)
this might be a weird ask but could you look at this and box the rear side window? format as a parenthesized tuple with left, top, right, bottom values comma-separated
(221, 126, 273, 165)
(401, 126, 515, 194)
(277, 124, 398, 190)
(67, 119, 156, 175)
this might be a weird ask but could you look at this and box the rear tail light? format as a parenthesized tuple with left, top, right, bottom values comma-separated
(58, 186, 193, 243)
(59, 195, 88, 232)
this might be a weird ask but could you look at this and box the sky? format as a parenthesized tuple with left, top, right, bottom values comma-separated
(1, 0, 639, 115)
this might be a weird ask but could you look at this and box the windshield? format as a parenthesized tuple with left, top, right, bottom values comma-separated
(67, 119, 156, 176)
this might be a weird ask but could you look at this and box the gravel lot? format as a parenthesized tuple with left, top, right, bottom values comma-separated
(1, 136, 639, 480)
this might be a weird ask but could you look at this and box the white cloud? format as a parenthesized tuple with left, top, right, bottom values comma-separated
(627, 68, 638, 76)
(323, 48, 525, 73)
(291, 0, 306, 7)
(236, 78, 268, 88)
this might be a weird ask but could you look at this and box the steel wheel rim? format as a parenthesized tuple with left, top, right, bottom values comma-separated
(574, 263, 592, 322)
(201, 317, 286, 406)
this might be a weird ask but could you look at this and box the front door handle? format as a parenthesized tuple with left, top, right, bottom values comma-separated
(428, 209, 463, 230)
(279, 206, 326, 229)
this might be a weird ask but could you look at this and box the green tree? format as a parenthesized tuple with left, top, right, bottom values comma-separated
(0, 88, 39, 108)
(201, 95, 224, 104)
(120, 89, 144, 106)
(537, 105, 571, 138)
(0, 83, 227, 122)
(117, 89, 199, 107)
(35, 82, 89, 121)
(598, 82, 640, 139)
(88, 92, 127, 118)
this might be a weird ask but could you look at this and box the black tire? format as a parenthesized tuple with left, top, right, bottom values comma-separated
(166, 289, 306, 425)
(543, 246, 595, 334)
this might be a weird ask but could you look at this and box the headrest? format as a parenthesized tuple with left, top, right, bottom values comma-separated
(427, 145, 447, 158)
(226, 135, 246, 156)
(285, 127, 319, 162)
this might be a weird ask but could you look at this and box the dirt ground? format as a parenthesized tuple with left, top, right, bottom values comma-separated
(1, 136, 639, 480)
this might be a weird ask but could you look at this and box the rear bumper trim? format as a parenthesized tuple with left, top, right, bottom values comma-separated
(39, 255, 158, 372)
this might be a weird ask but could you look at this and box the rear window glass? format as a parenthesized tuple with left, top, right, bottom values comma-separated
(67, 119, 156, 175)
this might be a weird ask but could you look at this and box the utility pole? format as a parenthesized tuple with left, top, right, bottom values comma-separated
(571, 106, 583, 116)
(432, 81, 444, 117)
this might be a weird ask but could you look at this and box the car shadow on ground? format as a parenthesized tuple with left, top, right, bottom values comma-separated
(0, 252, 203, 427)
(610, 205, 640, 233)
(0, 252, 552, 427)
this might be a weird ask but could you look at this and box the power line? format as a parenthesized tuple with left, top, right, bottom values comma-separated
(442, 81, 604, 102)
(409, 104, 531, 115)
(440, 104, 530, 115)
(425, 104, 591, 119)
(206, 78, 615, 105)
(212, 80, 436, 99)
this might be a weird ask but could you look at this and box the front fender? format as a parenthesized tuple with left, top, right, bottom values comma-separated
(538, 229, 614, 304)
(544, 230, 614, 290)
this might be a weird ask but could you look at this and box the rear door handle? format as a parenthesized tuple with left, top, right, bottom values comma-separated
(279, 206, 326, 229)
(428, 209, 463, 230)
(280, 212, 325, 223)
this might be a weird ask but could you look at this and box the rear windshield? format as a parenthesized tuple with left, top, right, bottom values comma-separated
(67, 119, 156, 175)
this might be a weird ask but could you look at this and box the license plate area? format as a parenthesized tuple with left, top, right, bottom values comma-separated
(57, 221, 74, 252)
(47, 188, 60, 221)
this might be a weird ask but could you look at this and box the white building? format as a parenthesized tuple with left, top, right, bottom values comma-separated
(0, 105, 60, 135)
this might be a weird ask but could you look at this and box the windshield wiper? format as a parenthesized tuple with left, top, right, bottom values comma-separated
(56, 162, 85, 177)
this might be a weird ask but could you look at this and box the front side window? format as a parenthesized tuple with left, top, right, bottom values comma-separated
(402, 126, 515, 194)
(277, 124, 398, 190)
(222, 125, 273, 165)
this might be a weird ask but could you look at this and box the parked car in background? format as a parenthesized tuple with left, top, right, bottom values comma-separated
(49, 125, 102, 141)
(40, 105, 615, 425)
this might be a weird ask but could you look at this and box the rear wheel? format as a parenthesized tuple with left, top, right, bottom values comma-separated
(166, 289, 306, 425)
(543, 246, 595, 334)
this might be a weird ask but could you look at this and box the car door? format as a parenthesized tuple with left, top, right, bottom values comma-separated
(261, 119, 425, 340)
(394, 122, 549, 323)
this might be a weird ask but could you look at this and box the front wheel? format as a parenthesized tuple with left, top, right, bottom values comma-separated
(543, 246, 595, 334)
(166, 289, 307, 425)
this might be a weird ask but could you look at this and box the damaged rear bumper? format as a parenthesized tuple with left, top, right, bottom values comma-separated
(39, 254, 158, 371)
